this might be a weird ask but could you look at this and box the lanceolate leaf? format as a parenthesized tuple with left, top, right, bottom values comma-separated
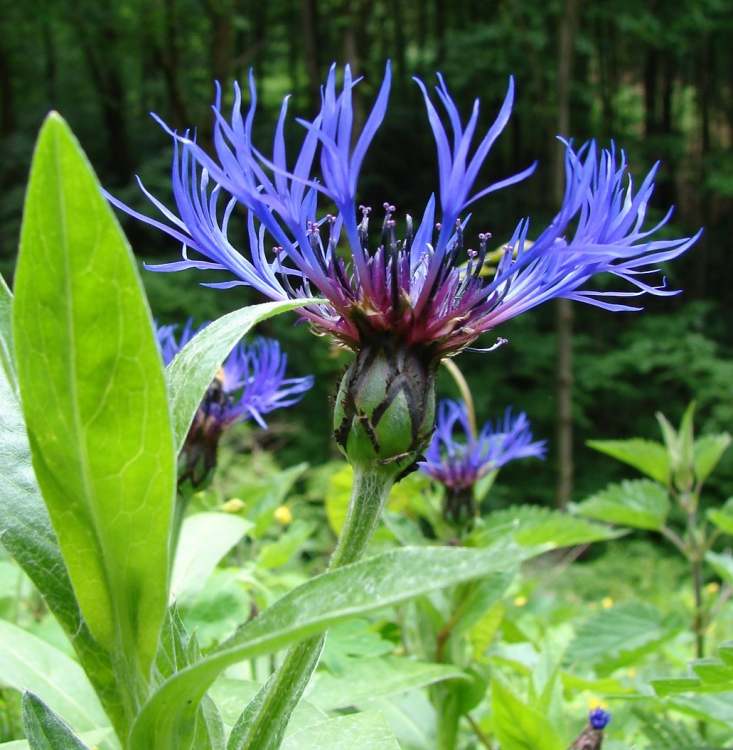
(166, 299, 315, 453)
(0, 301, 124, 734)
(13, 114, 176, 684)
(21, 693, 90, 750)
(128, 544, 521, 749)
(694, 433, 732, 483)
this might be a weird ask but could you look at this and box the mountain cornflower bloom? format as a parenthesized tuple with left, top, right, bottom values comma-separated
(419, 400, 545, 521)
(157, 321, 313, 485)
(570, 708, 611, 750)
(107, 63, 699, 473)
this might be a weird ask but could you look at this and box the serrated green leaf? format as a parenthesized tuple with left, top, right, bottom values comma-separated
(280, 712, 400, 750)
(0, 621, 108, 737)
(569, 602, 680, 674)
(171, 513, 253, 602)
(490, 678, 564, 750)
(473, 505, 624, 549)
(707, 498, 733, 535)
(166, 300, 314, 452)
(309, 657, 467, 711)
(128, 544, 521, 749)
(587, 438, 670, 484)
(13, 114, 175, 683)
(0, 303, 123, 733)
(694, 433, 732, 483)
(575, 479, 670, 530)
(652, 642, 733, 696)
(21, 693, 90, 750)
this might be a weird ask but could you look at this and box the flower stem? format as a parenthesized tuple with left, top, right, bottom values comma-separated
(441, 357, 477, 437)
(233, 465, 395, 750)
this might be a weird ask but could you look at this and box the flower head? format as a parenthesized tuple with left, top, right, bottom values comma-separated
(108, 65, 699, 360)
(157, 321, 313, 485)
(419, 400, 546, 493)
(588, 707, 611, 731)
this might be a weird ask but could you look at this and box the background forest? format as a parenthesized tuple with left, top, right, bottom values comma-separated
(0, 0, 732, 504)
(2, 2, 733, 749)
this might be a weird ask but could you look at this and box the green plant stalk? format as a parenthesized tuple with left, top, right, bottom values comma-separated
(434, 683, 462, 750)
(233, 464, 395, 750)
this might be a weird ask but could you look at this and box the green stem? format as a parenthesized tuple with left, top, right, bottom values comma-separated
(434, 683, 462, 750)
(233, 465, 395, 750)
(441, 357, 477, 437)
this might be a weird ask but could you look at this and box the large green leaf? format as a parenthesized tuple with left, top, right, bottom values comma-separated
(170, 513, 253, 602)
(13, 114, 175, 682)
(694, 433, 732, 483)
(0, 301, 123, 732)
(490, 678, 564, 750)
(165, 299, 314, 452)
(21, 693, 90, 750)
(128, 544, 521, 749)
(280, 712, 400, 750)
(472, 505, 624, 549)
(0, 621, 108, 737)
(568, 602, 681, 675)
(575, 479, 670, 531)
(309, 657, 466, 711)
(587, 438, 670, 484)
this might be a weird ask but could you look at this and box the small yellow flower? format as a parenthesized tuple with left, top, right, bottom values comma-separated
(588, 697, 609, 710)
(513, 595, 528, 607)
(222, 498, 246, 513)
(601, 596, 614, 609)
(706, 582, 720, 594)
(274, 505, 293, 525)
(626, 667, 637, 678)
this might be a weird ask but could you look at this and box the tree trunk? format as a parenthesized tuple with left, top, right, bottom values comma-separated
(301, 0, 321, 109)
(554, 0, 579, 508)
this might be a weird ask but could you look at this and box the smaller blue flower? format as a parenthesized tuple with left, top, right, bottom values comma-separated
(589, 707, 611, 730)
(419, 400, 546, 494)
(157, 321, 313, 486)
(157, 320, 314, 429)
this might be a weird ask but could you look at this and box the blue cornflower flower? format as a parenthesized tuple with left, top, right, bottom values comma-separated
(157, 321, 313, 485)
(419, 400, 545, 521)
(589, 708, 611, 731)
(420, 400, 546, 490)
(157, 321, 313, 429)
(107, 64, 699, 358)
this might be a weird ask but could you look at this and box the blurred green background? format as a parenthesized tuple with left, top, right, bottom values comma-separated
(0, 0, 731, 506)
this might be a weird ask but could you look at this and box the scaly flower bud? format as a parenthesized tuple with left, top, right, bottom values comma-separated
(333, 342, 435, 476)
